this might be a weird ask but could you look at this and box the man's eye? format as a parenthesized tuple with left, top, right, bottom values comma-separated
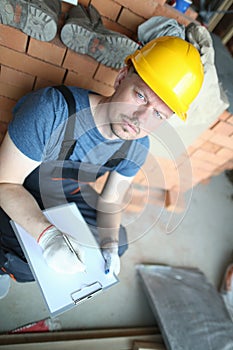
(136, 91, 145, 101)
(154, 110, 163, 120)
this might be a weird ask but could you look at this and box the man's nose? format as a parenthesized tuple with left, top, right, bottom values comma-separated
(132, 106, 150, 120)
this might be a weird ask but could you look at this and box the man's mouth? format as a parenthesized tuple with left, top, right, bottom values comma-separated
(122, 118, 139, 135)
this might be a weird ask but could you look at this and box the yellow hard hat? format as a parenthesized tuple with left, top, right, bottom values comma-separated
(125, 36, 204, 121)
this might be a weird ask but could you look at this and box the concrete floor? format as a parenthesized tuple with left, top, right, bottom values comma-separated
(0, 171, 232, 333)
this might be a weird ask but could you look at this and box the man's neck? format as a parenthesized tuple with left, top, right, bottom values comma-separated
(88, 93, 117, 140)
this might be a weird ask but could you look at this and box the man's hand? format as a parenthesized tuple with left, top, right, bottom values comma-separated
(38, 225, 86, 274)
(101, 239, 120, 276)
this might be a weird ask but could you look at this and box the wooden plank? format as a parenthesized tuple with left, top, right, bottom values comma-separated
(222, 25, 233, 45)
(208, 0, 233, 31)
(0, 334, 163, 350)
(0, 327, 160, 345)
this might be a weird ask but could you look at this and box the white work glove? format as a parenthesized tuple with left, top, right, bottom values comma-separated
(101, 239, 120, 276)
(38, 225, 85, 274)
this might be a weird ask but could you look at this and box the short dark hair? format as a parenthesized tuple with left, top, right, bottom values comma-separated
(127, 61, 138, 75)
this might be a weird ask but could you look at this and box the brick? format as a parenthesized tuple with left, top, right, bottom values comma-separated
(189, 137, 205, 150)
(213, 161, 233, 175)
(0, 109, 13, 123)
(115, 0, 165, 18)
(87, 78, 115, 96)
(91, 0, 121, 21)
(133, 168, 148, 185)
(124, 184, 166, 212)
(34, 77, 58, 91)
(219, 110, 231, 121)
(28, 36, 67, 66)
(212, 120, 233, 136)
(210, 133, 233, 151)
(64, 70, 92, 90)
(200, 177, 211, 185)
(148, 187, 166, 207)
(0, 82, 31, 101)
(0, 133, 5, 145)
(124, 195, 145, 213)
(216, 148, 233, 161)
(0, 96, 16, 111)
(201, 141, 221, 153)
(186, 145, 196, 156)
(176, 160, 195, 191)
(165, 189, 185, 213)
(185, 7, 198, 20)
(192, 149, 227, 166)
(102, 18, 136, 39)
(63, 50, 98, 76)
(138, 156, 169, 189)
(154, 157, 176, 173)
(0, 65, 34, 90)
(144, 161, 180, 190)
(152, 4, 199, 26)
(209, 119, 219, 129)
(163, 175, 179, 190)
(0, 24, 28, 52)
(64, 70, 82, 86)
(190, 157, 218, 172)
(0, 121, 8, 137)
(0, 46, 66, 82)
(176, 152, 189, 166)
(94, 65, 118, 87)
(125, 186, 166, 212)
(224, 160, 233, 170)
(191, 167, 213, 185)
(228, 116, 233, 125)
(200, 129, 214, 141)
(79, 0, 90, 7)
(118, 8, 145, 32)
(64, 70, 114, 96)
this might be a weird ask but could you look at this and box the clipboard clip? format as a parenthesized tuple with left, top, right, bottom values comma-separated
(71, 281, 103, 305)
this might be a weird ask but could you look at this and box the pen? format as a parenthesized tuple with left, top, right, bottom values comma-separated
(104, 253, 111, 274)
(63, 234, 85, 270)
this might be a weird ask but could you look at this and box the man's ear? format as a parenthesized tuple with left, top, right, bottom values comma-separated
(114, 66, 129, 90)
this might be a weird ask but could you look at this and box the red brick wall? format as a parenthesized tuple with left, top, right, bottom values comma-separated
(0, 0, 232, 211)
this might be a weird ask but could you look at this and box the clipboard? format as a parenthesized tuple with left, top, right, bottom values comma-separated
(11, 203, 119, 317)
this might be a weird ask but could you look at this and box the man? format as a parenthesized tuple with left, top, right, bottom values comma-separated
(0, 36, 204, 294)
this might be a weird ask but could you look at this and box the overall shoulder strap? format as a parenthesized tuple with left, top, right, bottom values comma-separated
(53, 85, 77, 160)
(103, 140, 132, 168)
(53, 85, 132, 167)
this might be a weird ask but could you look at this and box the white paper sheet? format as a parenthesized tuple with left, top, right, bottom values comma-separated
(62, 0, 78, 5)
(11, 203, 118, 316)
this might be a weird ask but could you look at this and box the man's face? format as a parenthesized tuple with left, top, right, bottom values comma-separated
(106, 67, 174, 140)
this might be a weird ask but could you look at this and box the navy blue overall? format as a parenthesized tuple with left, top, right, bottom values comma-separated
(0, 86, 129, 282)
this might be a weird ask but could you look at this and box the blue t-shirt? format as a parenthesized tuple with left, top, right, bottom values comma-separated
(9, 87, 149, 177)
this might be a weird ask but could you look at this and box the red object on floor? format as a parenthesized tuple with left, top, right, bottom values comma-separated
(9, 318, 61, 333)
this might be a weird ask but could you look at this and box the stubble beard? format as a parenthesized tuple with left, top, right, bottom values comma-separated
(110, 114, 140, 140)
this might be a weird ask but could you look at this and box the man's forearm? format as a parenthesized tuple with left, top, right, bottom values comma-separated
(0, 183, 51, 240)
(97, 200, 123, 245)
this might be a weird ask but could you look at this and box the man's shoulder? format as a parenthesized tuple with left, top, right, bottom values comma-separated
(65, 86, 91, 109)
(134, 136, 150, 148)
(19, 86, 90, 108)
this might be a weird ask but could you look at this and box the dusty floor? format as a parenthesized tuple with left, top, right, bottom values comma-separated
(0, 171, 232, 333)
